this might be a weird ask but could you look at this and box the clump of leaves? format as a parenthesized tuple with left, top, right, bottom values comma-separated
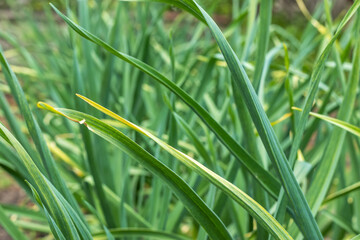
(0, 0, 360, 239)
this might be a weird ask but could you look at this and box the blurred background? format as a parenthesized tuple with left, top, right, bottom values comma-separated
(0, 0, 357, 239)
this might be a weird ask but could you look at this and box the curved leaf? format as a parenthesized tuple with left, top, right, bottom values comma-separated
(323, 182, 360, 204)
(38, 103, 232, 240)
(0, 50, 80, 214)
(292, 107, 360, 138)
(177, 1, 322, 238)
(39, 100, 293, 240)
(49, 3, 281, 199)
(0, 123, 91, 240)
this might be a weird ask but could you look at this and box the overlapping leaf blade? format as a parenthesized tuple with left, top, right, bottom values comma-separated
(174, 1, 322, 239)
(0, 205, 28, 240)
(0, 50, 80, 214)
(292, 107, 360, 138)
(50, 4, 281, 199)
(305, 8, 360, 218)
(38, 101, 293, 240)
(78, 94, 293, 239)
(38, 103, 232, 240)
(0, 123, 91, 240)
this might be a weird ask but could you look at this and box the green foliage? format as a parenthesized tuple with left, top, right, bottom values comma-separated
(0, 0, 360, 239)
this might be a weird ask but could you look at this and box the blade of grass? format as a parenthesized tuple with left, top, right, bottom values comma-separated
(67, 94, 292, 240)
(38, 101, 293, 240)
(304, 8, 360, 214)
(0, 50, 80, 214)
(349, 136, 360, 232)
(0, 204, 46, 223)
(65, 3, 118, 227)
(292, 107, 360, 137)
(38, 104, 233, 240)
(13, 220, 50, 233)
(0, 123, 91, 240)
(252, 0, 272, 92)
(269, 0, 360, 233)
(0, 91, 39, 162)
(232, 79, 269, 239)
(26, 181, 67, 240)
(50, 3, 281, 199)
(323, 181, 360, 204)
(289, 9, 360, 238)
(320, 210, 359, 235)
(99, 2, 122, 107)
(0, 205, 28, 240)
(241, 0, 258, 61)
(352, 234, 360, 240)
(288, 0, 360, 192)
(181, 1, 322, 238)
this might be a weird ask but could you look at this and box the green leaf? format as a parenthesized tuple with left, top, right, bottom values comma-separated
(38, 102, 233, 240)
(304, 8, 360, 214)
(252, 0, 272, 92)
(287, 0, 360, 198)
(0, 50, 80, 214)
(320, 210, 359, 235)
(179, 1, 322, 239)
(0, 205, 28, 240)
(288, 8, 360, 239)
(0, 204, 46, 223)
(49, 3, 281, 200)
(351, 234, 360, 240)
(26, 181, 66, 240)
(323, 181, 360, 204)
(39, 98, 293, 240)
(292, 107, 360, 138)
(0, 123, 91, 240)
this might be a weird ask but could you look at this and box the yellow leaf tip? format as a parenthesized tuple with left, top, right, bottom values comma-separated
(37, 102, 46, 109)
(291, 106, 302, 111)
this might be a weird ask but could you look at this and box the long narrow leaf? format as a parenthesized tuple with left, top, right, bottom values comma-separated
(0, 123, 91, 240)
(0, 205, 28, 240)
(0, 50, 80, 214)
(292, 107, 360, 138)
(39, 99, 293, 240)
(50, 3, 281, 199)
(180, 1, 322, 238)
(38, 103, 232, 240)
(323, 182, 360, 204)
